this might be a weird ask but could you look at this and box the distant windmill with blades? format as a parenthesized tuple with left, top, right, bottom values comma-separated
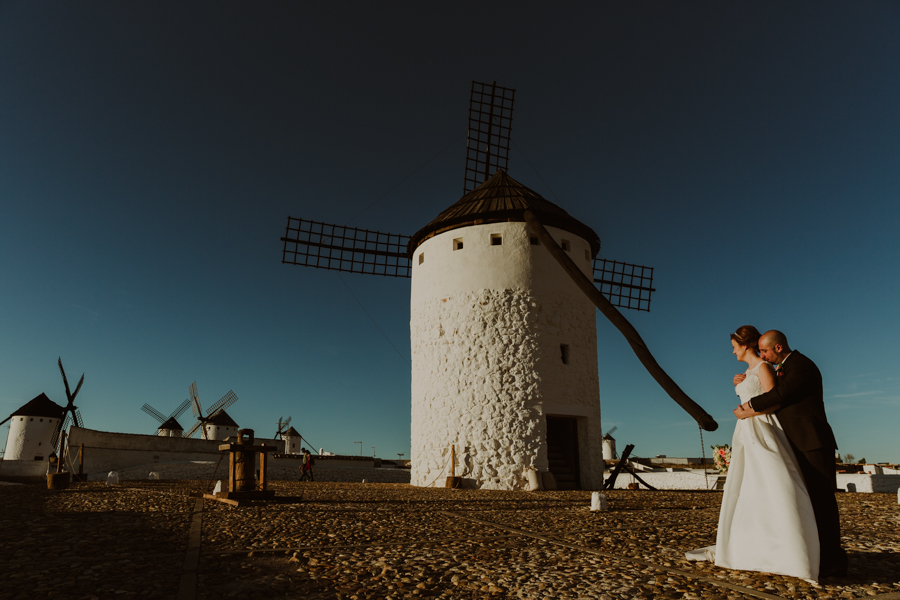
(280, 81, 717, 490)
(54, 357, 85, 451)
(274, 415, 292, 439)
(0, 357, 82, 461)
(183, 381, 239, 441)
(275, 416, 303, 454)
(141, 398, 191, 437)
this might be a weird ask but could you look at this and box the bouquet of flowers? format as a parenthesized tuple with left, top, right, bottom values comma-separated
(710, 444, 731, 474)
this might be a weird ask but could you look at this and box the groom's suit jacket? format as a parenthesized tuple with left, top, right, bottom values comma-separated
(751, 351, 838, 452)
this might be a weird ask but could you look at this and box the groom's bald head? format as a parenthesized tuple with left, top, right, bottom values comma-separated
(759, 330, 791, 363)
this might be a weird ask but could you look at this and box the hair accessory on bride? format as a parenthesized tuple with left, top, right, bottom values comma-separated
(731, 325, 761, 351)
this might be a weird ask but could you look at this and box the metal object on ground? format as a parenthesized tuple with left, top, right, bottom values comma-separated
(205, 429, 276, 506)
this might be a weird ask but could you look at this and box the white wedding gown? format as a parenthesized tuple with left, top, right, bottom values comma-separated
(686, 362, 820, 581)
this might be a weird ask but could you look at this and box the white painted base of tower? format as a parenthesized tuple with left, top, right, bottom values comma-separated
(410, 222, 603, 490)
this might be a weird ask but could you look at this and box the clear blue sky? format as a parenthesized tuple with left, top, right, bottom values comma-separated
(2, 3, 898, 463)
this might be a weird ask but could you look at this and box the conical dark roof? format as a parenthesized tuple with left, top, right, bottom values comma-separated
(283, 426, 300, 437)
(11, 393, 65, 419)
(158, 416, 183, 431)
(208, 410, 238, 427)
(408, 170, 601, 256)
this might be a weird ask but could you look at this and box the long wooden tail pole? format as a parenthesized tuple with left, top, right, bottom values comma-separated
(523, 211, 718, 432)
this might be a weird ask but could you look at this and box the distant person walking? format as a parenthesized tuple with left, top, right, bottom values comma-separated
(300, 448, 315, 482)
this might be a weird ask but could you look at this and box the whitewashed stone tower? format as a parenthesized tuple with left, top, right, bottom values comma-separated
(408, 172, 603, 490)
(157, 416, 184, 438)
(281, 426, 302, 454)
(3, 393, 65, 461)
(203, 410, 239, 441)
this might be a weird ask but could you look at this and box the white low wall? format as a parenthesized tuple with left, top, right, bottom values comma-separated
(837, 473, 900, 493)
(87, 460, 411, 484)
(0, 459, 52, 478)
(605, 471, 900, 493)
(606, 471, 718, 490)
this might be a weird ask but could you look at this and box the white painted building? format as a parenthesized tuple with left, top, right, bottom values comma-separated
(602, 433, 617, 461)
(202, 410, 239, 441)
(408, 171, 603, 490)
(281, 426, 302, 454)
(3, 393, 65, 461)
(157, 416, 184, 437)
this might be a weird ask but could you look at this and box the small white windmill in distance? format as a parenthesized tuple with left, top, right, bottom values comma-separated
(602, 426, 618, 461)
(141, 398, 191, 437)
(274, 415, 292, 438)
(183, 381, 239, 440)
(277, 416, 303, 454)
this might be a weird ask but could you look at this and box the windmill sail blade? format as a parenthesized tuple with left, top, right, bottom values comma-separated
(74, 409, 83, 428)
(58, 357, 72, 400)
(51, 422, 63, 451)
(464, 81, 515, 194)
(281, 218, 411, 278)
(524, 210, 718, 432)
(189, 382, 201, 417)
(170, 399, 191, 421)
(0, 415, 11, 427)
(184, 421, 202, 438)
(593, 259, 656, 312)
(142, 404, 167, 424)
(207, 390, 238, 417)
(71, 374, 84, 400)
(283, 416, 291, 427)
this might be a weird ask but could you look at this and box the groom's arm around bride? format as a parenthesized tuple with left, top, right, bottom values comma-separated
(742, 330, 848, 578)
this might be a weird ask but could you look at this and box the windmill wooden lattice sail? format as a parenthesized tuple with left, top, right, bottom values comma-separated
(280, 80, 716, 431)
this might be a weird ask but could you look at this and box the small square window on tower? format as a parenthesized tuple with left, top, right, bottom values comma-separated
(561, 344, 570, 365)
(530, 236, 539, 245)
(454, 238, 464, 251)
(418, 253, 424, 265)
(561, 240, 571, 252)
(491, 233, 502, 246)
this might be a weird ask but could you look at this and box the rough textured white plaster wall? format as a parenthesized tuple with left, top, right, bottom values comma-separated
(3, 416, 59, 460)
(410, 222, 602, 490)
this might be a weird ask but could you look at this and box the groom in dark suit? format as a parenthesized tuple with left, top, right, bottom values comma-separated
(734, 330, 848, 578)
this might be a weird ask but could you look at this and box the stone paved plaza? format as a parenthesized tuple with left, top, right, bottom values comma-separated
(1, 481, 898, 600)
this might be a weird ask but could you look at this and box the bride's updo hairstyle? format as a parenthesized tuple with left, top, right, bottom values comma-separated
(731, 325, 761, 354)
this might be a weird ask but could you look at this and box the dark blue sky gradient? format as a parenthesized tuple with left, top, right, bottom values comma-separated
(2, 3, 898, 462)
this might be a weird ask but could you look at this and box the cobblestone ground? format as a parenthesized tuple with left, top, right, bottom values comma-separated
(0, 480, 897, 599)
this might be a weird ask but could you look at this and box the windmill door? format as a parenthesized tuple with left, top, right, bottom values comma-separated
(546, 416, 581, 490)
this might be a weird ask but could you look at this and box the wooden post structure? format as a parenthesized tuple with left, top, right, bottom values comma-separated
(445, 444, 460, 489)
(206, 429, 276, 504)
(77, 444, 85, 481)
(47, 432, 70, 489)
(57, 432, 67, 474)
(259, 443, 268, 492)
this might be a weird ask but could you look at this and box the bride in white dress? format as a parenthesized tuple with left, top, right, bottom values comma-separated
(686, 325, 820, 581)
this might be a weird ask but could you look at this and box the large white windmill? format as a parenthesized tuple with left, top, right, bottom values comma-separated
(183, 381, 239, 441)
(280, 81, 717, 490)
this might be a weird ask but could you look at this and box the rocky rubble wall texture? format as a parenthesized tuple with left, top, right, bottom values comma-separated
(410, 222, 602, 490)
